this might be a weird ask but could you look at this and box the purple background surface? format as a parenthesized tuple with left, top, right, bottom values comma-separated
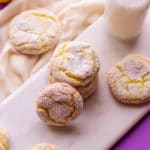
(0, 3, 7, 9)
(0, 3, 150, 150)
(113, 113, 150, 150)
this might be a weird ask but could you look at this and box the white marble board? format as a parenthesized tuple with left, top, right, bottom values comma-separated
(0, 12, 150, 150)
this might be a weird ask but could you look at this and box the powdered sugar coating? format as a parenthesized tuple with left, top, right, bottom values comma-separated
(48, 41, 100, 99)
(108, 55, 150, 104)
(36, 82, 83, 126)
(9, 9, 60, 55)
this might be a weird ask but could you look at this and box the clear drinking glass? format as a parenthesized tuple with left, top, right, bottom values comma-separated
(103, 0, 150, 39)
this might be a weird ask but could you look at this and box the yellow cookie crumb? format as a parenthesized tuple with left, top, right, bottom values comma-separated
(108, 54, 150, 104)
(0, 129, 8, 150)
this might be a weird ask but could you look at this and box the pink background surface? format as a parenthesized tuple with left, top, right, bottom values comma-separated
(0, 3, 150, 150)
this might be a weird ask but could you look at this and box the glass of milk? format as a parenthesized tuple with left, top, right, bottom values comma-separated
(103, 0, 150, 39)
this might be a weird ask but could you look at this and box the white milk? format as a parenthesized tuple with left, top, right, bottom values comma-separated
(103, 0, 150, 39)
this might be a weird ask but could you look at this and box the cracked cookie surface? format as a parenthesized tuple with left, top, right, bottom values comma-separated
(48, 41, 100, 99)
(108, 55, 150, 104)
(36, 82, 83, 126)
(0, 129, 8, 150)
(9, 9, 60, 55)
(31, 144, 59, 150)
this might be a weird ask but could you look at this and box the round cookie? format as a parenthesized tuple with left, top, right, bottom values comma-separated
(0, 129, 8, 150)
(31, 144, 59, 150)
(108, 55, 150, 104)
(9, 9, 60, 55)
(48, 41, 100, 99)
(36, 82, 83, 126)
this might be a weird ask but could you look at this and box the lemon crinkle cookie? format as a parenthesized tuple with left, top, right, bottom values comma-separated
(36, 82, 83, 126)
(31, 144, 59, 150)
(9, 9, 60, 55)
(48, 41, 100, 99)
(0, 129, 8, 150)
(108, 55, 150, 104)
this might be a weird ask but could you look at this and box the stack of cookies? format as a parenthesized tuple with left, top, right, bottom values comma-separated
(48, 41, 100, 99)
(35, 41, 100, 127)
